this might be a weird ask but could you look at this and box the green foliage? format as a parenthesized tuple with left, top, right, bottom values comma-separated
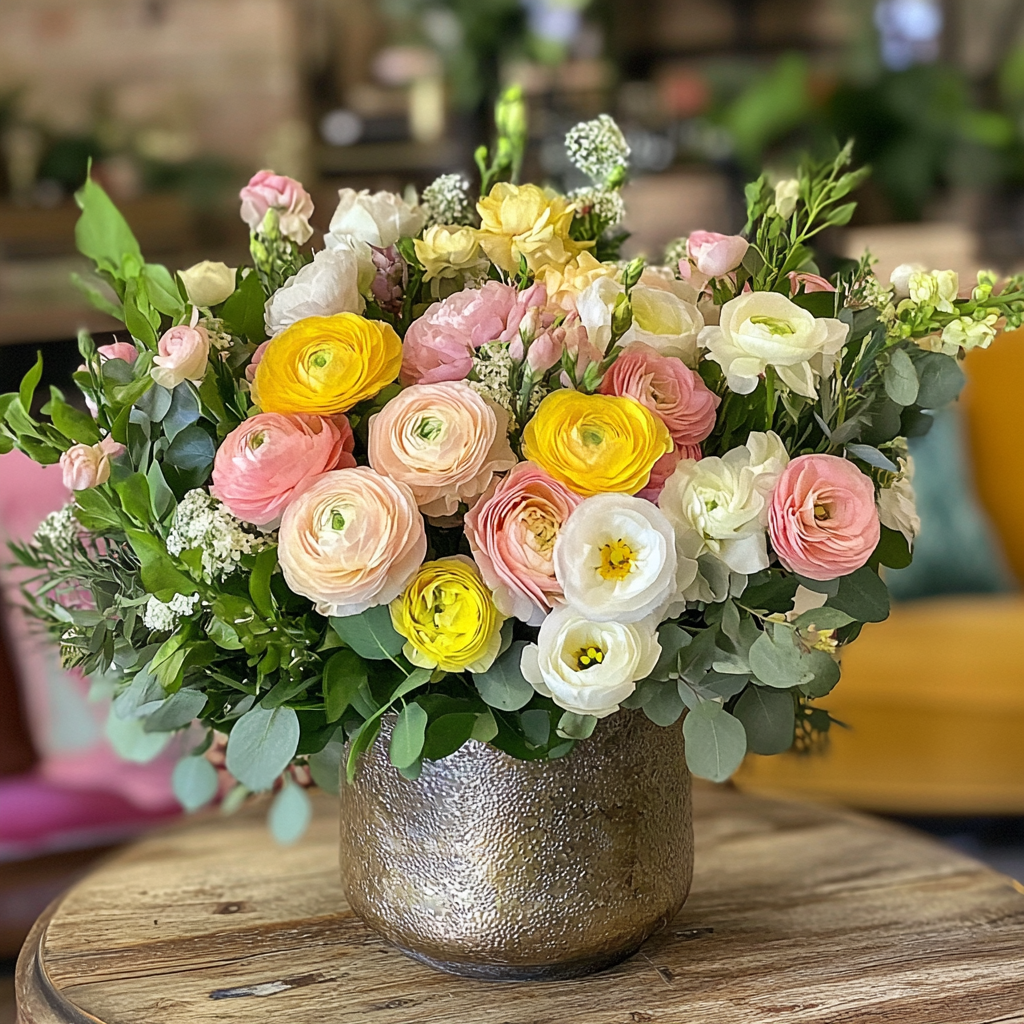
(330, 606, 405, 660)
(683, 702, 747, 782)
(733, 687, 795, 755)
(225, 705, 301, 792)
(472, 640, 533, 710)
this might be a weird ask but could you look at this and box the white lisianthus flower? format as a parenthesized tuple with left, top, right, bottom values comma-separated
(553, 493, 679, 623)
(908, 269, 958, 313)
(700, 291, 848, 398)
(890, 262, 926, 300)
(774, 178, 800, 219)
(520, 606, 661, 719)
(877, 456, 921, 546)
(621, 282, 704, 366)
(658, 430, 790, 582)
(178, 261, 236, 307)
(264, 248, 364, 336)
(325, 188, 426, 249)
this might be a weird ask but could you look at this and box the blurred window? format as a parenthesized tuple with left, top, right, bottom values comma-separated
(874, 0, 943, 70)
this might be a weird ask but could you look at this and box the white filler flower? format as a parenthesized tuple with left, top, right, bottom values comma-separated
(700, 291, 848, 398)
(166, 490, 267, 582)
(521, 606, 661, 719)
(553, 493, 677, 623)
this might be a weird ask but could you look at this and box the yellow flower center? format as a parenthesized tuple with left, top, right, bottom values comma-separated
(598, 538, 636, 581)
(522, 507, 557, 554)
(573, 644, 605, 671)
(813, 503, 830, 521)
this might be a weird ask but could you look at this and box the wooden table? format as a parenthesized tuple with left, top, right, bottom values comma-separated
(16, 784, 1024, 1024)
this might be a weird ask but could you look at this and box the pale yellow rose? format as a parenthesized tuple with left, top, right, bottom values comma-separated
(178, 261, 236, 307)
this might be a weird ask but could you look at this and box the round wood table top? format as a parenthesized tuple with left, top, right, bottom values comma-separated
(16, 783, 1024, 1024)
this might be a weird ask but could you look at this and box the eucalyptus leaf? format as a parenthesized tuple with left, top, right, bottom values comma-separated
(163, 384, 201, 442)
(330, 605, 404, 660)
(914, 351, 965, 409)
(748, 626, 813, 689)
(268, 779, 312, 845)
(846, 443, 898, 473)
(556, 712, 597, 740)
(827, 566, 890, 623)
(390, 702, 428, 768)
(165, 424, 216, 473)
(682, 702, 747, 783)
(473, 640, 533, 710)
(520, 708, 551, 747)
(172, 755, 219, 812)
(733, 686, 795, 755)
(422, 712, 477, 761)
(641, 679, 686, 726)
(142, 687, 207, 732)
(136, 383, 173, 423)
(883, 348, 919, 406)
(791, 607, 855, 631)
(323, 649, 368, 722)
(308, 740, 343, 794)
(648, 623, 692, 681)
(225, 704, 300, 792)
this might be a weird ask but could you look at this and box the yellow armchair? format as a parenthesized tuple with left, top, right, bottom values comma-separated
(737, 330, 1024, 814)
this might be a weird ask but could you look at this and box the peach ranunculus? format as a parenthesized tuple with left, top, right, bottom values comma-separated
(210, 413, 356, 528)
(60, 436, 125, 491)
(686, 231, 749, 278)
(239, 170, 314, 245)
(599, 342, 720, 452)
(465, 462, 583, 625)
(368, 381, 517, 518)
(768, 454, 880, 581)
(278, 467, 426, 617)
(400, 281, 546, 386)
(151, 324, 210, 389)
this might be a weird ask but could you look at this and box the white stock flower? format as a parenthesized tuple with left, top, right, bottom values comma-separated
(890, 262, 926, 300)
(700, 291, 848, 398)
(658, 431, 790, 584)
(621, 282, 704, 366)
(908, 269, 958, 313)
(553, 493, 678, 623)
(774, 178, 800, 219)
(940, 314, 997, 353)
(178, 261, 236, 307)
(325, 188, 426, 249)
(877, 456, 921, 545)
(520, 606, 660, 719)
(264, 248, 364, 336)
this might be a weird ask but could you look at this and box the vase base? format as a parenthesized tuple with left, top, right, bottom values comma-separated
(390, 940, 643, 982)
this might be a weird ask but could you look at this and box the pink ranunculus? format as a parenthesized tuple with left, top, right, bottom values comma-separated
(599, 342, 720, 449)
(686, 231, 749, 279)
(60, 436, 125, 491)
(210, 413, 355, 527)
(245, 340, 271, 383)
(636, 444, 701, 503)
(239, 170, 314, 245)
(97, 341, 139, 364)
(768, 454, 880, 581)
(465, 462, 583, 625)
(401, 281, 548, 386)
(788, 271, 835, 296)
(151, 324, 210, 389)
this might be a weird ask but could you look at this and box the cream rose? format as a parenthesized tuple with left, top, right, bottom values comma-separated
(264, 248, 364, 336)
(325, 188, 426, 249)
(368, 381, 518, 518)
(60, 436, 125, 491)
(553, 493, 679, 623)
(520, 606, 661, 719)
(621, 282, 705, 365)
(278, 467, 426, 617)
(178, 261, 236, 307)
(700, 291, 848, 398)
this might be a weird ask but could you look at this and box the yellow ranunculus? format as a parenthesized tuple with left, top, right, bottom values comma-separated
(522, 391, 673, 497)
(253, 313, 402, 416)
(542, 251, 619, 312)
(390, 556, 505, 673)
(414, 225, 488, 283)
(476, 182, 590, 275)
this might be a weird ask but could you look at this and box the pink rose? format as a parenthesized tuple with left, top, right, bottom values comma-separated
(400, 281, 547, 386)
(246, 340, 270, 383)
(151, 324, 210, 389)
(239, 170, 314, 245)
(210, 413, 356, 527)
(368, 381, 518, 518)
(599, 342, 719, 449)
(788, 272, 835, 296)
(686, 231, 749, 278)
(768, 454, 880, 581)
(465, 462, 582, 625)
(60, 436, 125, 491)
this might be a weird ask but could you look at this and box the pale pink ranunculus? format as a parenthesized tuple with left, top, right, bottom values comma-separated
(465, 462, 583, 625)
(60, 436, 125, 491)
(687, 231, 749, 278)
(768, 454, 880, 581)
(245, 340, 271, 383)
(368, 380, 518, 518)
(788, 271, 835, 296)
(239, 170, 314, 245)
(599, 342, 719, 449)
(97, 341, 139, 364)
(151, 324, 210, 389)
(278, 467, 426, 618)
(400, 281, 547, 386)
(210, 413, 356, 527)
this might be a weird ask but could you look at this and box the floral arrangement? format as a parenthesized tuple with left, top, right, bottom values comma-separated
(3, 100, 1014, 841)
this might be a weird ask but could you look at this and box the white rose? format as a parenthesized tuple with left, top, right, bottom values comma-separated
(890, 262, 926, 300)
(774, 178, 800, 219)
(325, 188, 426, 249)
(877, 456, 921, 545)
(658, 430, 790, 580)
(700, 291, 848, 398)
(178, 261, 236, 307)
(553, 493, 679, 623)
(520, 606, 661, 719)
(264, 248, 364, 336)
(621, 282, 704, 366)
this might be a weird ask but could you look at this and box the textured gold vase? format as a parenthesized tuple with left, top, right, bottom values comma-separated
(338, 709, 694, 980)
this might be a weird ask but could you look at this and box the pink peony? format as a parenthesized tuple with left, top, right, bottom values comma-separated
(599, 342, 719, 449)
(686, 231, 749, 278)
(239, 170, 314, 245)
(60, 436, 125, 491)
(465, 462, 582, 625)
(788, 271, 835, 296)
(151, 324, 210, 389)
(210, 413, 356, 527)
(768, 454, 880, 581)
(400, 281, 547, 386)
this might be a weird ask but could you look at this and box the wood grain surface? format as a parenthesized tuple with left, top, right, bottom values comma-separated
(16, 783, 1024, 1024)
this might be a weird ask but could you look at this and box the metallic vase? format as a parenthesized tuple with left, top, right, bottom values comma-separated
(338, 710, 693, 981)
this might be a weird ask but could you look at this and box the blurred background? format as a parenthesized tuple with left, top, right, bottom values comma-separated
(0, 1, 1022, 1015)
